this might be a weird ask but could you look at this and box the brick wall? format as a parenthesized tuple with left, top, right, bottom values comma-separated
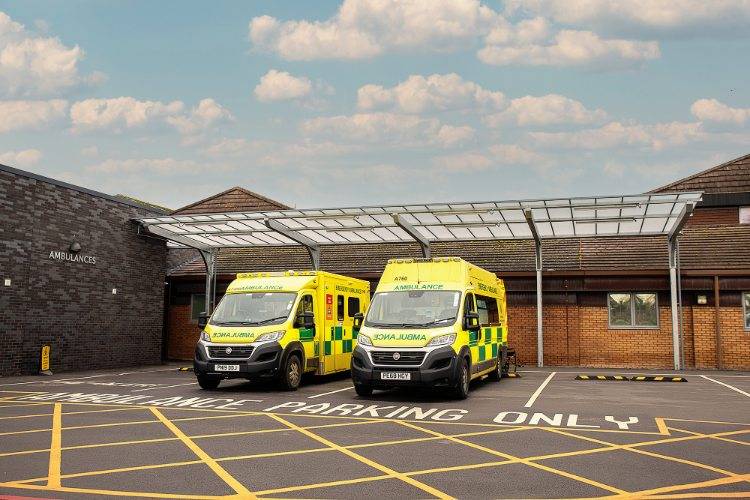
(0, 169, 166, 375)
(692, 306, 750, 370)
(167, 304, 200, 360)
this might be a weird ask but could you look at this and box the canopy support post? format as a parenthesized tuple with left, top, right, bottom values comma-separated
(667, 202, 694, 371)
(524, 209, 544, 367)
(264, 218, 321, 270)
(199, 249, 217, 315)
(392, 213, 431, 259)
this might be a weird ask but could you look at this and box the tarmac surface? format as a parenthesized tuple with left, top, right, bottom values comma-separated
(0, 364, 748, 499)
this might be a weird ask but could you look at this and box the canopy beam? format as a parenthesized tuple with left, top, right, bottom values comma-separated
(667, 202, 694, 370)
(392, 213, 431, 258)
(264, 218, 321, 270)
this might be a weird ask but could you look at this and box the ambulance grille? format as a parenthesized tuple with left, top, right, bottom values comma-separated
(372, 351, 426, 366)
(207, 346, 254, 359)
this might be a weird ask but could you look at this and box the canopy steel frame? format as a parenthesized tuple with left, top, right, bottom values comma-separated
(137, 191, 702, 370)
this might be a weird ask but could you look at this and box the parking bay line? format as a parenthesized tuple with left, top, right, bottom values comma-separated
(700, 375, 750, 398)
(524, 371, 557, 408)
(307, 386, 353, 398)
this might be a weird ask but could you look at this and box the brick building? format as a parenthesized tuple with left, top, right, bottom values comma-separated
(0, 164, 167, 375)
(163, 154, 750, 370)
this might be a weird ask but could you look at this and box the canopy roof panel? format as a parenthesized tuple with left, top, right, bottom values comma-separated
(137, 192, 703, 250)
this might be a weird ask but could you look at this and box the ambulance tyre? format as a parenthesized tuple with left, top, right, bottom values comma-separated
(280, 353, 302, 391)
(354, 383, 373, 397)
(453, 357, 470, 400)
(197, 374, 220, 390)
(488, 356, 502, 381)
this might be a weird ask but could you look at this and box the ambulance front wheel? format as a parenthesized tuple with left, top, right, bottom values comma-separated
(280, 354, 302, 391)
(453, 358, 470, 400)
(354, 383, 373, 396)
(197, 374, 220, 390)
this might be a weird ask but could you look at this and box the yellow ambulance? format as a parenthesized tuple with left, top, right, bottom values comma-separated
(351, 257, 509, 399)
(194, 271, 370, 390)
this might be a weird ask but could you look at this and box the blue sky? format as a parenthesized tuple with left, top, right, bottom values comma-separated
(0, 0, 748, 209)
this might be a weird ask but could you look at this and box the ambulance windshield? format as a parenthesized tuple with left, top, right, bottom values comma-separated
(210, 292, 297, 326)
(365, 290, 461, 328)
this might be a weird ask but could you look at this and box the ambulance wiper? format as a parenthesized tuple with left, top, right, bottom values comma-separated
(414, 317, 456, 327)
(254, 315, 289, 325)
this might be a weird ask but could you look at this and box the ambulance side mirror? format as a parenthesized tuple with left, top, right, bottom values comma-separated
(197, 312, 209, 329)
(353, 312, 364, 330)
(464, 311, 480, 331)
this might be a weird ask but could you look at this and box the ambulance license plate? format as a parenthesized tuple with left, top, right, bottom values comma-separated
(214, 364, 240, 372)
(381, 372, 410, 381)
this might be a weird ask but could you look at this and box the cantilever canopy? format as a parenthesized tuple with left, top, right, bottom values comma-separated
(136, 191, 702, 371)
(137, 192, 703, 251)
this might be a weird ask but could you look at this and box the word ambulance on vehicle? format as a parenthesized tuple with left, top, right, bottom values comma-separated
(351, 257, 510, 399)
(194, 271, 370, 390)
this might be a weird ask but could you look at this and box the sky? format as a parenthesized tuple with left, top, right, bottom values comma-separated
(0, 0, 748, 210)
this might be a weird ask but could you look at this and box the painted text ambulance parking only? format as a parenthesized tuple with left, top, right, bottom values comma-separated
(351, 257, 511, 399)
(194, 270, 370, 391)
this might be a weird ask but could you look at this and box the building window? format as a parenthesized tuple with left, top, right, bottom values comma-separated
(608, 292, 658, 328)
(190, 294, 206, 323)
(476, 295, 499, 326)
(744, 292, 750, 330)
(347, 297, 360, 317)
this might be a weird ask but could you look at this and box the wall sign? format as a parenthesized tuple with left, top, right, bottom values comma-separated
(740, 206, 749, 225)
(48, 250, 96, 264)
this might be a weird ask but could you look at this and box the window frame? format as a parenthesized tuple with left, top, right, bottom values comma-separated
(607, 292, 660, 330)
(347, 296, 361, 318)
(743, 291, 750, 331)
(475, 294, 500, 327)
(336, 295, 345, 322)
(190, 293, 206, 324)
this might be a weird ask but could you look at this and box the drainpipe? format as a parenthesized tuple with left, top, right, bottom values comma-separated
(714, 275, 723, 370)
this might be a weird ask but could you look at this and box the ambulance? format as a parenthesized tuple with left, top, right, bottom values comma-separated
(194, 271, 370, 390)
(351, 257, 509, 399)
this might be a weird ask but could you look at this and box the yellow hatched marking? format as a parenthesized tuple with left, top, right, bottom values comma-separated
(615, 473, 750, 499)
(656, 417, 670, 435)
(267, 413, 454, 500)
(150, 407, 255, 498)
(0, 405, 147, 421)
(643, 493, 750, 498)
(0, 482, 224, 499)
(668, 426, 750, 447)
(396, 420, 627, 495)
(46, 403, 62, 488)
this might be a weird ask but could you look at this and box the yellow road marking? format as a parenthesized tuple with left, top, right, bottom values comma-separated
(544, 427, 743, 478)
(253, 474, 391, 496)
(0, 405, 148, 421)
(396, 420, 627, 495)
(0, 482, 224, 499)
(150, 407, 255, 498)
(267, 412, 454, 499)
(644, 493, 750, 498)
(46, 403, 62, 488)
(0, 418, 380, 459)
(655, 417, 670, 435)
(669, 426, 750, 446)
(617, 473, 750, 498)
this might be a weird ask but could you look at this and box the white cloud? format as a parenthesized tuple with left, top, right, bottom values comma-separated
(249, 0, 497, 60)
(505, 1, 750, 37)
(432, 152, 493, 172)
(436, 124, 475, 147)
(530, 121, 704, 151)
(487, 144, 547, 164)
(485, 94, 607, 127)
(165, 98, 233, 135)
(86, 157, 228, 175)
(254, 69, 313, 102)
(0, 148, 42, 166)
(357, 73, 505, 113)
(478, 28, 659, 68)
(691, 98, 750, 125)
(0, 99, 68, 133)
(70, 97, 231, 135)
(0, 11, 102, 96)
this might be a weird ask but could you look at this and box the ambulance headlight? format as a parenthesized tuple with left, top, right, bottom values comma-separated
(200, 331, 211, 342)
(426, 333, 456, 347)
(356, 334, 372, 346)
(255, 330, 285, 343)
